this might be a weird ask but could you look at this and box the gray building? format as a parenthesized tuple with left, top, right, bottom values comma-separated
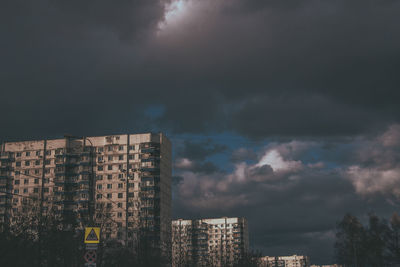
(172, 217, 249, 267)
(260, 255, 310, 267)
(0, 133, 172, 259)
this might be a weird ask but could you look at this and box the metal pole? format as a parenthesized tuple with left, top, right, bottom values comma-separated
(39, 139, 47, 266)
(84, 137, 95, 225)
(126, 134, 130, 247)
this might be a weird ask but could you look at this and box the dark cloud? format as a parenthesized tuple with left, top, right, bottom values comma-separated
(173, 127, 400, 263)
(2, 0, 400, 264)
(172, 175, 184, 186)
(176, 139, 227, 161)
(231, 148, 258, 163)
(2, 0, 400, 141)
(175, 158, 221, 175)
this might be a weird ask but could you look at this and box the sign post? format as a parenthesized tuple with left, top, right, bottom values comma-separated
(84, 227, 100, 267)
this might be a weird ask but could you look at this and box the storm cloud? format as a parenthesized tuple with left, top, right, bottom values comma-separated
(2, 0, 400, 264)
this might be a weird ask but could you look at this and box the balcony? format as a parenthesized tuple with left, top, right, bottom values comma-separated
(0, 153, 14, 161)
(0, 166, 13, 171)
(140, 167, 160, 175)
(141, 158, 160, 163)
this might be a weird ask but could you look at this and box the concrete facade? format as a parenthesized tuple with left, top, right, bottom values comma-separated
(260, 255, 310, 267)
(172, 217, 249, 267)
(0, 133, 172, 258)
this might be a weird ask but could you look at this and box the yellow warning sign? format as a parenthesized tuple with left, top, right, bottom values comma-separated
(84, 227, 100, 244)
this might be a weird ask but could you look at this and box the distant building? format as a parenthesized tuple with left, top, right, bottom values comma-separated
(310, 265, 342, 267)
(172, 217, 249, 267)
(0, 133, 172, 259)
(260, 255, 310, 267)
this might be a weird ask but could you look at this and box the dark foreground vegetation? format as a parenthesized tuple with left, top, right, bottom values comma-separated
(335, 212, 400, 267)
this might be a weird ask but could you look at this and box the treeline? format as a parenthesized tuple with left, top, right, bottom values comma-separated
(335, 212, 400, 267)
(0, 204, 168, 267)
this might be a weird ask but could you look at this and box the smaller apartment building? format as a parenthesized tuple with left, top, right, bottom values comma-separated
(260, 255, 310, 267)
(172, 217, 248, 267)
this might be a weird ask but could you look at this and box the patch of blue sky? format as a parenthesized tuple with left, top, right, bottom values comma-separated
(171, 132, 269, 172)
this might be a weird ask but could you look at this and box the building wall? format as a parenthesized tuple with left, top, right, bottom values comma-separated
(0, 133, 172, 261)
(260, 255, 310, 267)
(172, 217, 249, 267)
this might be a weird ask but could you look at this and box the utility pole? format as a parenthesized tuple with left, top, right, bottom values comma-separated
(38, 139, 47, 266)
(125, 134, 130, 247)
(85, 137, 95, 225)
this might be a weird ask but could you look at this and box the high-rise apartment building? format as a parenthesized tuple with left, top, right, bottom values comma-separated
(172, 217, 249, 267)
(260, 255, 310, 267)
(0, 133, 171, 258)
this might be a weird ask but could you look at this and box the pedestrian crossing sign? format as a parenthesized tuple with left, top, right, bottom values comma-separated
(84, 227, 100, 244)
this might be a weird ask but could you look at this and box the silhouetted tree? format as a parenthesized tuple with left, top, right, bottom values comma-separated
(335, 213, 367, 267)
(364, 213, 390, 266)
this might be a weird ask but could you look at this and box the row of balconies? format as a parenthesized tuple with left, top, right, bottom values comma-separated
(0, 166, 14, 171)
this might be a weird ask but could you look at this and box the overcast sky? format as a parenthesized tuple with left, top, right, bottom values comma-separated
(2, 0, 400, 264)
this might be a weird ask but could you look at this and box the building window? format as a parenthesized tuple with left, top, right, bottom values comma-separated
(14, 180, 20, 185)
(16, 152, 21, 157)
(106, 203, 112, 209)
(97, 194, 102, 199)
(108, 165, 112, 171)
(118, 173, 123, 179)
(98, 147, 104, 152)
(24, 170, 29, 175)
(35, 160, 40, 166)
(129, 145, 135, 151)
(107, 175, 112, 180)
(16, 161, 21, 167)
(34, 179, 39, 184)
(107, 193, 112, 199)
(97, 184, 102, 189)
(118, 183, 123, 189)
(107, 184, 112, 189)
(128, 155, 134, 160)
(117, 212, 122, 218)
(98, 156, 103, 162)
(119, 155, 124, 160)
(15, 171, 20, 175)
(45, 168, 50, 174)
(97, 175, 103, 180)
(43, 188, 49, 193)
(108, 146, 113, 152)
(33, 188, 39, 193)
(45, 159, 50, 165)
(97, 166, 103, 171)
(14, 189, 19, 194)
(46, 150, 51, 156)
(23, 188, 28, 193)
(119, 146, 124, 151)
(35, 169, 39, 174)
(25, 161, 30, 166)
(128, 192, 134, 198)
(26, 152, 30, 157)
(24, 179, 28, 184)
(118, 203, 122, 208)
(118, 193, 123, 198)
(36, 151, 40, 156)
